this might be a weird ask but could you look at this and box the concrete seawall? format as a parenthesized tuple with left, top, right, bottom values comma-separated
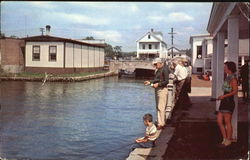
(0, 71, 117, 82)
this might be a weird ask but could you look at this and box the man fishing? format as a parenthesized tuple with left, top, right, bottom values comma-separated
(144, 58, 170, 130)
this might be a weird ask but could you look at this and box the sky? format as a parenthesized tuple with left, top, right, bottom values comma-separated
(1, 1, 213, 52)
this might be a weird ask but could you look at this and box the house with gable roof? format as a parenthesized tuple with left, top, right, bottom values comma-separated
(22, 35, 105, 74)
(136, 29, 168, 59)
(21, 25, 105, 74)
(167, 46, 190, 60)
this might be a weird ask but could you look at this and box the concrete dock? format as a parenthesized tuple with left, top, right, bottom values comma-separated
(126, 75, 248, 160)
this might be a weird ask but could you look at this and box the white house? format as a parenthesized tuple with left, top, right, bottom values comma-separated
(190, 34, 249, 74)
(189, 34, 213, 74)
(207, 2, 249, 140)
(23, 35, 105, 74)
(202, 36, 214, 74)
(136, 29, 168, 59)
(167, 47, 190, 61)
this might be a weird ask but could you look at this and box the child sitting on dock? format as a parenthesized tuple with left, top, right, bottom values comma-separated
(130, 113, 158, 151)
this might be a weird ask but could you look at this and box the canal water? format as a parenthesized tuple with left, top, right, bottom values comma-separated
(0, 77, 156, 160)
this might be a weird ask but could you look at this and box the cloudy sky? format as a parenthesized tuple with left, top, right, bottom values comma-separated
(1, 1, 213, 52)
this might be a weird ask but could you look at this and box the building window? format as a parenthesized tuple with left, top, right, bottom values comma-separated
(149, 44, 152, 49)
(148, 35, 151, 39)
(32, 45, 40, 61)
(197, 68, 203, 72)
(142, 44, 145, 49)
(155, 44, 158, 49)
(49, 46, 57, 61)
(197, 46, 202, 59)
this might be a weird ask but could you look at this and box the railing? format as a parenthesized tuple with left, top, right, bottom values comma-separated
(165, 74, 176, 120)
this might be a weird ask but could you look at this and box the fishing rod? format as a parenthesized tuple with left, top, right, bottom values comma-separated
(92, 142, 135, 159)
(93, 132, 145, 159)
(41, 72, 49, 87)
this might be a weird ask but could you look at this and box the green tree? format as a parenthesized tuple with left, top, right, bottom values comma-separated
(83, 36, 95, 40)
(122, 51, 136, 57)
(113, 46, 122, 59)
(186, 48, 191, 57)
(0, 33, 5, 38)
(104, 43, 115, 58)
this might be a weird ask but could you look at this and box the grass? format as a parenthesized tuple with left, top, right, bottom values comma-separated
(52, 71, 108, 77)
(0, 70, 109, 78)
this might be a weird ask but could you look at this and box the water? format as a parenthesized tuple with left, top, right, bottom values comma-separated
(0, 77, 156, 160)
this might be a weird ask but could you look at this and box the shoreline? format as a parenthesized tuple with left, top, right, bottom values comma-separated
(0, 71, 118, 82)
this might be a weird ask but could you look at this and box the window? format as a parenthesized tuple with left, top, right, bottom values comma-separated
(149, 44, 152, 49)
(197, 46, 202, 59)
(197, 67, 203, 72)
(155, 44, 158, 49)
(32, 45, 40, 61)
(148, 35, 151, 39)
(49, 46, 57, 61)
(142, 44, 145, 49)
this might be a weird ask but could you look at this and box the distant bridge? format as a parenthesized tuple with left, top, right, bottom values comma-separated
(108, 60, 154, 73)
(108, 60, 155, 78)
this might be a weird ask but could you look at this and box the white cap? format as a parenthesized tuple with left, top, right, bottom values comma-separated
(152, 58, 162, 65)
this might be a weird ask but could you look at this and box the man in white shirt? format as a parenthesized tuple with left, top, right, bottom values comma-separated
(173, 60, 188, 106)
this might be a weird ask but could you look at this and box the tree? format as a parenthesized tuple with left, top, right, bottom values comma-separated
(0, 33, 5, 38)
(104, 43, 115, 58)
(104, 44, 123, 59)
(186, 48, 191, 57)
(113, 46, 122, 59)
(122, 51, 136, 57)
(83, 36, 95, 40)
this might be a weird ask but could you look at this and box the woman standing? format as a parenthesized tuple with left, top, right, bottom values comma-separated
(217, 61, 238, 147)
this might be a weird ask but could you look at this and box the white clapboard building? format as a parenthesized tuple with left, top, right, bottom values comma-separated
(23, 35, 105, 74)
(136, 29, 168, 59)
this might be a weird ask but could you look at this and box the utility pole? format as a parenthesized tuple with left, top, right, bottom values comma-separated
(25, 15, 27, 37)
(168, 28, 176, 58)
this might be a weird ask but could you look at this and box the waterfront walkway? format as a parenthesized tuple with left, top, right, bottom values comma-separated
(127, 75, 248, 160)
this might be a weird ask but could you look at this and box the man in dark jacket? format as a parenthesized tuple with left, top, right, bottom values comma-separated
(239, 61, 249, 102)
(144, 58, 169, 130)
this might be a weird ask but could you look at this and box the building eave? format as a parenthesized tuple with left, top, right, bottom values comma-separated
(207, 2, 237, 37)
(22, 35, 105, 48)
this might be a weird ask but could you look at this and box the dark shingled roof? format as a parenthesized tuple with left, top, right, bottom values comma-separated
(22, 35, 105, 48)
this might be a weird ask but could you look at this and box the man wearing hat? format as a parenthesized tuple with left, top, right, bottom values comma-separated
(144, 58, 169, 130)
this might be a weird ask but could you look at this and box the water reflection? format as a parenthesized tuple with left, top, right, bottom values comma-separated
(0, 77, 155, 160)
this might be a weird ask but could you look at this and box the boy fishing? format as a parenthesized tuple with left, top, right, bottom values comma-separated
(130, 113, 158, 151)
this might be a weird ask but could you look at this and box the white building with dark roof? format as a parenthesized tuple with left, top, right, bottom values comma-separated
(189, 34, 213, 74)
(136, 29, 168, 59)
(22, 35, 105, 74)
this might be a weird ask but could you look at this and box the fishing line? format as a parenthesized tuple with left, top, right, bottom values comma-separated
(40, 72, 49, 87)
(93, 142, 135, 159)
(93, 132, 145, 158)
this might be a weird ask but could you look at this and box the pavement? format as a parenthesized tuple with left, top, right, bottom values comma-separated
(126, 75, 248, 160)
